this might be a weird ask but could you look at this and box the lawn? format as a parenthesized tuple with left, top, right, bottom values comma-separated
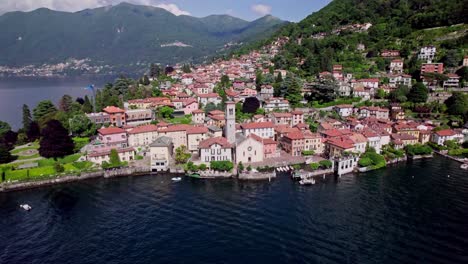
(11, 142, 39, 154)
(17, 153, 41, 160)
(0, 153, 95, 183)
(166, 115, 192, 124)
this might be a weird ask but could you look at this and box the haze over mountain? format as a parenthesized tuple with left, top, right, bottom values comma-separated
(0, 2, 286, 72)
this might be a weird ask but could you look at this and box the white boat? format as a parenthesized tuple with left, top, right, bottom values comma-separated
(299, 178, 316, 185)
(20, 204, 32, 211)
(461, 164, 468, 170)
(171, 177, 182, 182)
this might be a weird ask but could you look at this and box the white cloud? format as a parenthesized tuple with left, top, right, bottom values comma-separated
(0, 0, 191, 16)
(251, 4, 271, 16)
(156, 3, 190, 16)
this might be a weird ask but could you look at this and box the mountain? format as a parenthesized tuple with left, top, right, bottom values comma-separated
(0, 2, 286, 72)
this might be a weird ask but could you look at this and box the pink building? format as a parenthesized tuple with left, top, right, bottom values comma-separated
(93, 127, 128, 153)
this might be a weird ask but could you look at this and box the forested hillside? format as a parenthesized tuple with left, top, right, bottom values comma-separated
(236, 0, 467, 79)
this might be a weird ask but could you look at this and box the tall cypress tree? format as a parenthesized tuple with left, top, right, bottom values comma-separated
(22, 104, 32, 131)
(82, 95, 94, 113)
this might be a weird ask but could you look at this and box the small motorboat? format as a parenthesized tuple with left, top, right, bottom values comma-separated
(20, 204, 32, 211)
(171, 177, 182, 182)
(461, 164, 468, 170)
(299, 178, 316, 185)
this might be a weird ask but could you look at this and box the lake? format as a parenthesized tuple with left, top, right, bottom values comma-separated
(0, 77, 115, 129)
(0, 157, 467, 264)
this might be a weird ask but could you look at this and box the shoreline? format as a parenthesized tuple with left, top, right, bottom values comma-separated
(1, 154, 462, 193)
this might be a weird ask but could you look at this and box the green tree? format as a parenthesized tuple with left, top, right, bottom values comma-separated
(255, 70, 264, 91)
(375, 89, 386, 99)
(182, 64, 192, 73)
(159, 106, 174, 119)
(33, 100, 57, 121)
(22, 104, 32, 131)
(82, 95, 94, 113)
(39, 120, 74, 159)
(26, 121, 41, 142)
(285, 75, 303, 106)
(140, 75, 150, 85)
(69, 114, 97, 137)
(407, 82, 428, 103)
(0, 121, 11, 137)
(109, 149, 121, 166)
(175, 145, 191, 164)
(238, 161, 244, 172)
(0, 144, 16, 164)
(59, 94, 73, 113)
(54, 162, 65, 173)
(445, 92, 468, 116)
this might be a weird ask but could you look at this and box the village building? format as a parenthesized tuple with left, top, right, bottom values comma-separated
(187, 126, 209, 153)
(235, 134, 264, 164)
(240, 122, 275, 139)
(421, 63, 444, 74)
(127, 125, 159, 148)
(443, 74, 460, 90)
(334, 105, 354, 117)
(418, 46, 436, 62)
(86, 112, 110, 126)
(388, 74, 412, 88)
(389, 59, 404, 74)
(92, 127, 128, 153)
(280, 131, 305, 156)
(198, 137, 233, 164)
(125, 109, 153, 126)
(150, 136, 173, 171)
(103, 106, 126, 127)
(191, 110, 205, 124)
(431, 129, 464, 145)
(87, 147, 135, 165)
(263, 97, 290, 112)
(196, 93, 222, 106)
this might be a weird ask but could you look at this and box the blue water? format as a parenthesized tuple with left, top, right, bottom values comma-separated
(0, 77, 114, 129)
(1, 157, 467, 263)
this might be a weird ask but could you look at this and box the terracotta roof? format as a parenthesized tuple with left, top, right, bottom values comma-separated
(103, 106, 125, 114)
(98, 127, 126, 135)
(209, 110, 224, 116)
(158, 124, 192, 133)
(285, 131, 304, 140)
(435, 129, 456, 137)
(199, 137, 232, 148)
(128, 125, 158, 134)
(349, 133, 368, 143)
(291, 110, 304, 115)
(326, 137, 355, 149)
(241, 122, 274, 130)
(197, 93, 220, 98)
(88, 147, 134, 157)
(272, 112, 292, 118)
(192, 109, 205, 114)
(187, 126, 209, 134)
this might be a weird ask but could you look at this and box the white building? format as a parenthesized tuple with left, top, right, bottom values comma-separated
(198, 137, 233, 164)
(150, 136, 173, 171)
(389, 74, 412, 88)
(431, 129, 463, 145)
(235, 134, 264, 164)
(263, 97, 290, 112)
(334, 105, 354, 117)
(418, 46, 436, 62)
(240, 122, 275, 139)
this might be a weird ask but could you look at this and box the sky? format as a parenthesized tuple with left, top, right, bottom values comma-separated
(0, 0, 332, 22)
